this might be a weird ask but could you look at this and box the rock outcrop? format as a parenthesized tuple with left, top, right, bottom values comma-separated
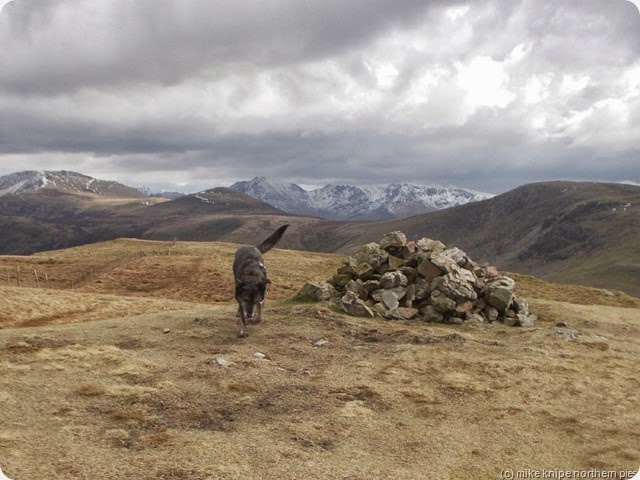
(323, 231, 536, 326)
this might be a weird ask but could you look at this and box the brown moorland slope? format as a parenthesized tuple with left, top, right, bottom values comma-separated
(0, 239, 639, 479)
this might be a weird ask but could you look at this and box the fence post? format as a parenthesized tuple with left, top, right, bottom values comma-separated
(34, 269, 40, 288)
(16, 265, 20, 287)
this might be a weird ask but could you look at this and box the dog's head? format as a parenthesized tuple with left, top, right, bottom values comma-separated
(235, 278, 270, 319)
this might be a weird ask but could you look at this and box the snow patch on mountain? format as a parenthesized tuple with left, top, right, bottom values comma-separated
(0, 170, 146, 198)
(231, 177, 494, 220)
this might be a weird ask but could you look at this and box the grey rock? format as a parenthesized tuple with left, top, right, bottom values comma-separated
(442, 247, 467, 266)
(417, 259, 443, 281)
(514, 297, 529, 315)
(372, 302, 389, 316)
(413, 278, 431, 299)
(465, 312, 486, 325)
(355, 262, 375, 280)
(420, 305, 444, 322)
(338, 256, 359, 277)
(331, 274, 353, 288)
(379, 231, 408, 250)
(379, 290, 400, 310)
(387, 307, 419, 320)
(345, 279, 368, 300)
(429, 253, 460, 274)
(415, 238, 446, 254)
(485, 305, 500, 322)
(340, 292, 375, 317)
(296, 281, 336, 301)
(405, 284, 416, 308)
(363, 279, 381, 293)
(430, 271, 477, 303)
(352, 243, 389, 271)
(485, 276, 516, 312)
(371, 287, 407, 303)
(380, 271, 408, 289)
(388, 255, 406, 269)
(430, 289, 457, 313)
(504, 313, 537, 327)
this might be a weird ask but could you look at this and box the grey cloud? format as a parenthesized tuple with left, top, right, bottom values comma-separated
(0, 0, 449, 94)
(0, 0, 639, 194)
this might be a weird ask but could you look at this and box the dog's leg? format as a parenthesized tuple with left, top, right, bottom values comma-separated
(237, 303, 249, 337)
(253, 301, 263, 324)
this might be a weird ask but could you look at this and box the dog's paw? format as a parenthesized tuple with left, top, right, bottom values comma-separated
(238, 330, 249, 338)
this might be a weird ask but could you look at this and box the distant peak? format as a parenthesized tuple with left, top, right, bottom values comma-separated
(0, 169, 145, 198)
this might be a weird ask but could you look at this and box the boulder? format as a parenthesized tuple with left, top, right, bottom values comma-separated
(331, 274, 353, 288)
(352, 243, 388, 272)
(387, 307, 419, 320)
(372, 287, 407, 303)
(380, 271, 408, 289)
(419, 304, 444, 322)
(295, 281, 336, 301)
(379, 231, 408, 250)
(429, 253, 460, 274)
(417, 259, 443, 281)
(345, 279, 368, 300)
(430, 271, 477, 303)
(415, 238, 446, 254)
(430, 290, 457, 313)
(442, 247, 467, 266)
(340, 292, 374, 317)
(485, 276, 516, 311)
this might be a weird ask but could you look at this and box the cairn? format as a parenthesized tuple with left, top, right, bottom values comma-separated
(324, 231, 536, 326)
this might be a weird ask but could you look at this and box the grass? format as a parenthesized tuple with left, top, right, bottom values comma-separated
(0, 238, 638, 479)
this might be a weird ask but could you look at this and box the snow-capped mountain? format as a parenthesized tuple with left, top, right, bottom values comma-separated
(230, 177, 314, 214)
(230, 177, 494, 220)
(0, 170, 146, 198)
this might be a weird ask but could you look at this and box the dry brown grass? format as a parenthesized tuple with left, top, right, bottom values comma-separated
(0, 239, 638, 479)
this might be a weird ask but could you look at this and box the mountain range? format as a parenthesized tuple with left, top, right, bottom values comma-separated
(230, 176, 494, 220)
(0, 170, 638, 296)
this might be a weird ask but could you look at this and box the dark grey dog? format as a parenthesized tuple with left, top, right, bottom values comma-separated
(232, 225, 289, 337)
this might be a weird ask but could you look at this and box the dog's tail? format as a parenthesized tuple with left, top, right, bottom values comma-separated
(257, 224, 290, 253)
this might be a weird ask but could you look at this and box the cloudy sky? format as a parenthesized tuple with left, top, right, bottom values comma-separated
(0, 0, 639, 194)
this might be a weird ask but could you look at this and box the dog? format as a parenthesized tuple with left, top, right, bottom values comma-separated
(232, 224, 289, 337)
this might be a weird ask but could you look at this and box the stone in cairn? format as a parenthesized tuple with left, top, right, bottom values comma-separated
(325, 231, 536, 327)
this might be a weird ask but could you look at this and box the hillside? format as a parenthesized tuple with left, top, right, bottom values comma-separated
(0, 174, 638, 297)
(296, 182, 640, 297)
(0, 239, 638, 479)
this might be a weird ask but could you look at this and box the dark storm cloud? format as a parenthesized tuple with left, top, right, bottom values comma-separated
(0, 0, 639, 192)
(0, 0, 445, 94)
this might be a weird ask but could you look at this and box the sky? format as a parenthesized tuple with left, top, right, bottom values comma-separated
(0, 0, 639, 194)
